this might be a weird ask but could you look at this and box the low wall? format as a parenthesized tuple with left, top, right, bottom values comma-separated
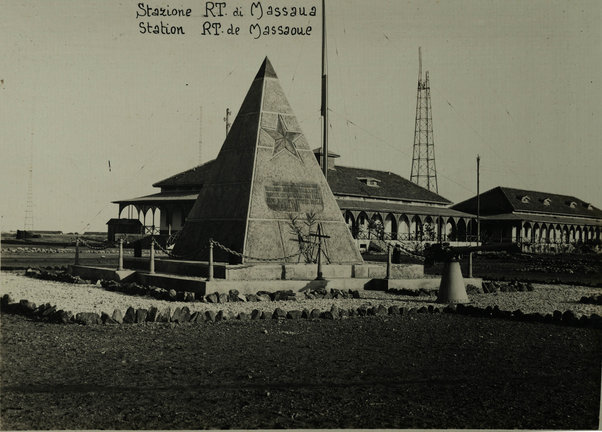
(123, 257, 224, 278)
(122, 258, 423, 281)
(68, 265, 135, 282)
(136, 273, 205, 294)
(68, 264, 481, 297)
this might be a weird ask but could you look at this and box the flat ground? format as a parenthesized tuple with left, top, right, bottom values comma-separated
(1, 312, 600, 430)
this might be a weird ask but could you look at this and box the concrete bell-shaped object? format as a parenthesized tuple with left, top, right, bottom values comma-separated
(437, 259, 470, 304)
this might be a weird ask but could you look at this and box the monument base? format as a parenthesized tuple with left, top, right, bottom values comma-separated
(121, 257, 424, 281)
(69, 261, 482, 297)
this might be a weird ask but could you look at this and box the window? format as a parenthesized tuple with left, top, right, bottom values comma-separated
(543, 198, 551, 206)
(357, 177, 381, 187)
(569, 201, 577, 209)
(520, 195, 531, 203)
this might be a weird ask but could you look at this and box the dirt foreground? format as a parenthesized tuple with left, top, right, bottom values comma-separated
(1, 312, 600, 430)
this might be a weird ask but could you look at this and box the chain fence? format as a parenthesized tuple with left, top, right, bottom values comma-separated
(77, 237, 116, 251)
(211, 240, 303, 262)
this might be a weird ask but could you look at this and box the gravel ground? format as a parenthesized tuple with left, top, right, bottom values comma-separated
(1, 271, 600, 318)
(1, 313, 600, 429)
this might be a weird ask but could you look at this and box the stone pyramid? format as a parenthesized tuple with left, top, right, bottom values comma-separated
(173, 57, 362, 264)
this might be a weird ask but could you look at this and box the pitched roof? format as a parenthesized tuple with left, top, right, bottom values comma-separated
(113, 190, 199, 204)
(153, 160, 216, 188)
(152, 159, 451, 205)
(453, 186, 602, 220)
(327, 166, 451, 204)
(499, 186, 602, 218)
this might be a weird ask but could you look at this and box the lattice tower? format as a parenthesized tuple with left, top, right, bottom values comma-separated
(410, 47, 438, 193)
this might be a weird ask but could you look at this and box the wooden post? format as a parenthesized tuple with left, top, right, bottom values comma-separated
(74, 237, 80, 266)
(149, 238, 155, 274)
(316, 238, 324, 281)
(386, 243, 392, 279)
(309, 225, 330, 281)
(468, 252, 473, 278)
(208, 238, 214, 281)
(316, 225, 324, 280)
(118, 238, 124, 271)
(476, 155, 481, 246)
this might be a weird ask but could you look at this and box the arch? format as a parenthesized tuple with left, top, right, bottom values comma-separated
(533, 223, 540, 242)
(384, 213, 397, 240)
(343, 211, 356, 238)
(398, 215, 410, 240)
(118, 204, 141, 221)
(423, 216, 436, 241)
(371, 213, 384, 224)
(357, 211, 369, 237)
(457, 219, 467, 241)
(569, 226, 575, 242)
(553, 224, 562, 243)
(540, 224, 548, 243)
(466, 219, 478, 242)
(344, 210, 355, 227)
(410, 215, 423, 240)
(523, 222, 532, 241)
(561, 225, 569, 243)
(369, 213, 384, 240)
(444, 217, 456, 241)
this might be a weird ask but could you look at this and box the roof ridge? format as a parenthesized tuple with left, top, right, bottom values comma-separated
(499, 185, 583, 202)
(495, 186, 517, 211)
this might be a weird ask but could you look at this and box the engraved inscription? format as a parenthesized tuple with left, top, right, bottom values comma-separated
(265, 182, 323, 212)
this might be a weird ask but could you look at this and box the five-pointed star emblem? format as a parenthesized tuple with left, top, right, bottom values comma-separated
(265, 114, 302, 159)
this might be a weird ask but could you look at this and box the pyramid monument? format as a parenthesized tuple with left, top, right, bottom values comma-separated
(173, 57, 362, 265)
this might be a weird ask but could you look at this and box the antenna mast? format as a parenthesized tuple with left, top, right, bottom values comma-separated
(410, 47, 438, 193)
(24, 127, 34, 231)
(320, 0, 328, 179)
(198, 106, 203, 164)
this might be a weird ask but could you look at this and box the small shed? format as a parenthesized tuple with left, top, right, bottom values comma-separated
(106, 218, 143, 242)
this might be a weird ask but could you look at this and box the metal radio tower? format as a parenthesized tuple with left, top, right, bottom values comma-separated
(24, 129, 34, 231)
(410, 47, 438, 193)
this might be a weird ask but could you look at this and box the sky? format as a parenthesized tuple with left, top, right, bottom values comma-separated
(1, 0, 600, 233)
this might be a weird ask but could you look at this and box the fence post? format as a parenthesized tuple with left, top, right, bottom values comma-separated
(149, 238, 155, 274)
(118, 238, 124, 271)
(74, 237, 80, 266)
(208, 238, 214, 281)
(386, 243, 392, 279)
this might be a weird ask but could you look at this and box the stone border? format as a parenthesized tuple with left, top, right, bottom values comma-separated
(22, 269, 363, 304)
(2, 293, 600, 329)
(579, 294, 602, 305)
